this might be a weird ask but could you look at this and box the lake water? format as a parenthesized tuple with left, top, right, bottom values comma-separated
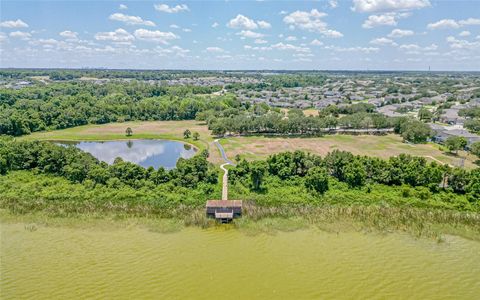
(60, 140, 196, 169)
(2, 223, 479, 299)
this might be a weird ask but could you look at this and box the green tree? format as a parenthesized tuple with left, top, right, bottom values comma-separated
(400, 120, 432, 143)
(418, 108, 433, 122)
(125, 127, 133, 136)
(305, 167, 329, 194)
(192, 131, 200, 140)
(250, 161, 266, 191)
(470, 141, 480, 159)
(183, 129, 191, 139)
(445, 136, 467, 154)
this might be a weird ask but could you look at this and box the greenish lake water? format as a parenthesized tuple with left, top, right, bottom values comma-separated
(58, 139, 196, 169)
(1, 223, 479, 299)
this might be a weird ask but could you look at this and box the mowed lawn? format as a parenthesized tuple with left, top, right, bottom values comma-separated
(220, 134, 478, 169)
(21, 121, 478, 168)
(21, 120, 225, 164)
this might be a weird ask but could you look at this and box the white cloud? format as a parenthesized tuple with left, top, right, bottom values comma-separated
(446, 36, 480, 50)
(212, 22, 219, 28)
(329, 0, 338, 8)
(95, 28, 135, 42)
(119, 4, 128, 10)
(227, 15, 258, 30)
(279, 10, 288, 15)
(154, 4, 189, 13)
(9, 31, 31, 40)
(254, 39, 268, 44)
(182, 28, 191, 32)
(362, 13, 397, 28)
(257, 20, 271, 29)
(399, 43, 437, 52)
(109, 13, 155, 26)
(311, 39, 323, 46)
(388, 29, 414, 38)
(459, 31, 471, 37)
(59, 30, 78, 39)
(133, 29, 178, 44)
(285, 36, 297, 41)
(322, 30, 343, 38)
(324, 45, 380, 53)
(206, 47, 225, 53)
(271, 42, 310, 52)
(236, 30, 264, 39)
(0, 32, 7, 42)
(370, 37, 397, 46)
(427, 19, 460, 30)
(459, 18, 480, 26)
(170, 24, 180, 29)
(352, 0, 431, 13)
(0, 19, 29, 28)
(283, 9, 342, 38)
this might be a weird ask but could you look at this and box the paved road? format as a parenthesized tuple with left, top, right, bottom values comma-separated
(214, 139, 235, 200)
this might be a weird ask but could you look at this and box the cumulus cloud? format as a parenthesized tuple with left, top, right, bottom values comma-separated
(387, 29, 414, 38)
(329, 0, 338, 8)
(236, 30, 264, 39)
(94, 28, 135, 42)
(446, 36, 480, 50)
(119, 4, 128, 10)
(205, 46, 225, 53)
(370, 37, 397, 46)
(59, 30, 78, 39)
(257, 20, 272, 29)
(285, 36, 297, 41)
(109, 13, 155, 26)
(271, 42, 310, 52)
(427, 19, 460, 30)
(154, 4, 189, 13)
(324, 45, 380, 53)
(310, 39, 324, 46)
(227, 15, 258, 30)
(254, 39, 268, 44)
(352, 0, 431, 13)
(459, 18, 480, 26)
(459, 31, 471, 37)
(211, 22, 219, 28)
(9, 31, 31, 40)
(362, 13, 397, 28)
(283, 9, 342, 38)
(133, 29, 178, 44)
(0, 19, 29, 28)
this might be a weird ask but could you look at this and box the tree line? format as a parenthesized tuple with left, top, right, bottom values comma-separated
(0, 81, 235, 136)
(230, 150, 480, 202)
(0, 138, 218, 189)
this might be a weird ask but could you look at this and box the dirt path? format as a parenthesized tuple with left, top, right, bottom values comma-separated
(214, 139, 235, 200)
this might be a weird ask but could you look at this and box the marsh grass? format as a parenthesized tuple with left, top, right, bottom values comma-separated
(2, 203, 479, 240)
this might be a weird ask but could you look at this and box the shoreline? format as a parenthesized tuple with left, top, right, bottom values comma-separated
(2, 205, 479, 241)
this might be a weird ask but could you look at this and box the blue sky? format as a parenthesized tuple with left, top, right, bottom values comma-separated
(1, 0, 479, 70)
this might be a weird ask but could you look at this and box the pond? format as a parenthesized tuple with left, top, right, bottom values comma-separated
(2, 223, 479, 299)
(59, 140, 197, 169)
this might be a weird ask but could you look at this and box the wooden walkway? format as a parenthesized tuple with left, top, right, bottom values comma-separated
(214, 139, 235, 201)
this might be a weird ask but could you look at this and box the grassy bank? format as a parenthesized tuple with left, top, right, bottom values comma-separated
(2, 205, 479, 241)
(1, 171, 479, 241)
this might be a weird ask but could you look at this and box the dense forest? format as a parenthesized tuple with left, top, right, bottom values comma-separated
(0, 81, 238, 136)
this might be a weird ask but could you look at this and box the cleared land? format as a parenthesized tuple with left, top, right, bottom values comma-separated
(220, 134, 478, 169)
(23, 121, 477, 168)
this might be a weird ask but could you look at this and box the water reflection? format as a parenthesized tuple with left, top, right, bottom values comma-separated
(59, 140, 196, 170)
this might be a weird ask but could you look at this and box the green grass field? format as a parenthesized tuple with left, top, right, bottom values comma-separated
(22, 121, 478, 168)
